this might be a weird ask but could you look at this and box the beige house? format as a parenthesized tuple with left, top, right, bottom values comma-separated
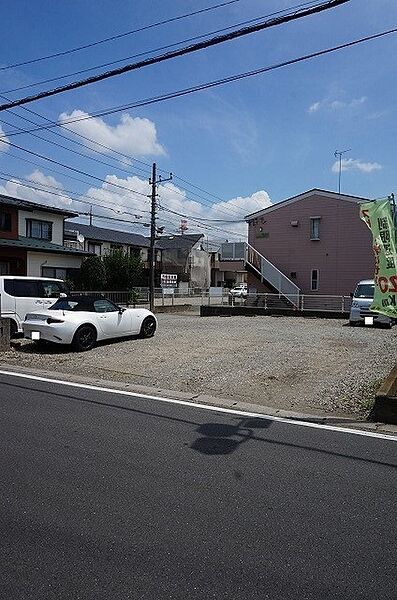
(0, 194, 88, 278)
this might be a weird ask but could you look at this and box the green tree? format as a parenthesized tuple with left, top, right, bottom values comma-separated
(79, 255, 107, 290)
(102, 249, 144, 290)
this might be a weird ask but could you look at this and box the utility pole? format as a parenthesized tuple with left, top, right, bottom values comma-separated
(148, 163, 172, 312)
(334, 149, 351, 194)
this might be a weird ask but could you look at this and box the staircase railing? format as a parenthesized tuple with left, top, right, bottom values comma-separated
(245, 242, 300, 306)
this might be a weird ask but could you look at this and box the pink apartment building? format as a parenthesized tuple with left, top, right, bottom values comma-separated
(245, 189, 375, 297)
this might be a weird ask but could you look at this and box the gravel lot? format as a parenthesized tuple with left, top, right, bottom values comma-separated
(2, 313, 396, 417)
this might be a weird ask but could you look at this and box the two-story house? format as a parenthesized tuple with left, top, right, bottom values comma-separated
(64, 223, 150, 262)
(155, 233, 210, 289)
(0, 194, 88, 278)
(245, 188, 374, 298)
(65, 224, 210, 289)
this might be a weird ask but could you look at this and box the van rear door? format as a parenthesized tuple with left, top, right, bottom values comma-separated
(3, 279, 68, 325)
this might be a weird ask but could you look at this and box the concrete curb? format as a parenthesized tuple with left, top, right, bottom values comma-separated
(371, 364, 397, 425)
(1, 361, 396, 436)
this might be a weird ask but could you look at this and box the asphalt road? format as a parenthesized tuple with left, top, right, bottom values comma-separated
(1, 372, 396, 600)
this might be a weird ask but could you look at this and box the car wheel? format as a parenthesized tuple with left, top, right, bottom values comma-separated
(140, 316, 156, 338)
(72, 325, 97, 352)
(349, 321, 357, 327)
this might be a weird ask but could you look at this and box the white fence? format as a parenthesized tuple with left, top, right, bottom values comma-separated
(74, 289, 352, 313)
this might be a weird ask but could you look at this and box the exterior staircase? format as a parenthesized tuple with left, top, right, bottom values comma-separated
(244, 243, 300, 307)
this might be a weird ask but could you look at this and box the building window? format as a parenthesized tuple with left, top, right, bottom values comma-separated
(310, 217, 321, 240)
(88, 242, 102, 255)
(41, 267, 68, 280)
(0, 211, 11, 232)
(26, 219, 52, 241)
(0, 260, 10, 274)
(311, 269, 319, 291)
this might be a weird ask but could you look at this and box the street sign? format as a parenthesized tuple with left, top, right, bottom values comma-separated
(161, 273, 177, 288)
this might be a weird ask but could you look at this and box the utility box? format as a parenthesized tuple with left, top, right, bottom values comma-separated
(0, 318, 10, 352)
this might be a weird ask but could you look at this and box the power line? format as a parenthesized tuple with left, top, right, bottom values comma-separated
(0, 0, 349, 111)
(0, 0, 242, 72)
(2, 148, 248, 225)
(0, 170, 150, 216)
(0, 169, 246, 238)
(158, 203, 246, 238)
(0, 101, 250, 220)
(0, 137, 151, 198)
(0, 94, 151, 177)
(3, 23, 394, 143)
(0, 115, 153, 179)
(1, 1, 321, 94)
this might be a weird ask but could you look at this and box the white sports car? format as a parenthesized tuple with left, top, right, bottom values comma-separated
(23, 295, 157, 351)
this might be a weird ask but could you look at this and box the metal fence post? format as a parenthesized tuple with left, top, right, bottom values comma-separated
(341, 296, 345, 312)
(301, 295, 304, 311)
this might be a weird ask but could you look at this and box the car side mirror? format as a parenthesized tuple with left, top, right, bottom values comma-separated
(350, 292, 353, 298)
(118, 307, 125, 314)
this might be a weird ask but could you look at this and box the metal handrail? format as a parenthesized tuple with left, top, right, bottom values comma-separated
(245, 243, 300, 306)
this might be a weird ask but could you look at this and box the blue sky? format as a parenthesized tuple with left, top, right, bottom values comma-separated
(0, 0, 396, 242)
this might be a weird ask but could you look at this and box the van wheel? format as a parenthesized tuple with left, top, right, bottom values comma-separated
(72, 325, 97, 352)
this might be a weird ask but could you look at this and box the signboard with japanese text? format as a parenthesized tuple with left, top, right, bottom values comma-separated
(161, 273, 178, 288)
(360, 198, 397, 317)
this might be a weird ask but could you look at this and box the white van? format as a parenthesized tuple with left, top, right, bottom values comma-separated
(0, 276, 69, 336)
(349, 279, 392, 327)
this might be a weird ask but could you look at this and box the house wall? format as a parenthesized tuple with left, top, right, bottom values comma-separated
(247, 192, 374, 296)
(190, 249, 210, 288)
(27, 252, 83, 277)
(18, 210, 65, 245)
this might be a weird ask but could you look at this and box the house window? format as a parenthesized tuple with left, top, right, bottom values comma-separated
(26, 219, 52, 240)
(310, 217, 321, 240)
(0, 260, 10, 274)
(41, 267, 67, 280)
(311, 269, 319, 291)
(0, 211, 11, 232)
(88, 242, 102, 255)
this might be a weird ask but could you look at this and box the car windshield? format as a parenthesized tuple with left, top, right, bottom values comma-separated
(354, 284, 375, 299)
(49, 298, 93, 311)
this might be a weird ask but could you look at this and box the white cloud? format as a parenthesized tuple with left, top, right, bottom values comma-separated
(58, 110, 165, 157)
(76, 175, 272, 240)
(308, 102, 320, 113)
(331, 158, 382, 174)
(308, 96, 367, 113)
(0, 170, 75, 210)
(0, 125, 9, 152)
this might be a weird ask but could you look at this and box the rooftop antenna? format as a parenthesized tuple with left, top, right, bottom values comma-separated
(334, 149, 351, 194)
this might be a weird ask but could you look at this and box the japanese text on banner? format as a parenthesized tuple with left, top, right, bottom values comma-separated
(360, 198, 397, 317)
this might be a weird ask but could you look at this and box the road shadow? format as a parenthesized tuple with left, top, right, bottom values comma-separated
(13, 335, 144, 356)
(190, 418, 273, 456)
